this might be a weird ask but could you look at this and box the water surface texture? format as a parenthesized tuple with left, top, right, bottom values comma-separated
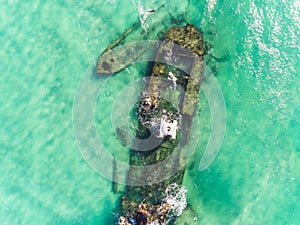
(1, 0, 299, 224)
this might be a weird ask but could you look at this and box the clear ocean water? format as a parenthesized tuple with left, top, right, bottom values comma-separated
(1, 0, 299, 224)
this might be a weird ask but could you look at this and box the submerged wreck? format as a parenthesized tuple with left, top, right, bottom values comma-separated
(97, 23, 204, 224)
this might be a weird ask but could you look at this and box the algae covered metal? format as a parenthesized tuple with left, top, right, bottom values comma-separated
(121, 24, 203, 225)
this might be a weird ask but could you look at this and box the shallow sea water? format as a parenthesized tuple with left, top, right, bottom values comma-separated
(0, 0, 299, 224)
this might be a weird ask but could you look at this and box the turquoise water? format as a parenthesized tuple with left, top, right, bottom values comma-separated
(0, 0, 299, 224)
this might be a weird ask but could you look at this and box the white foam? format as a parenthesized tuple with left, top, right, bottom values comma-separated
(163, 183, 187, 217)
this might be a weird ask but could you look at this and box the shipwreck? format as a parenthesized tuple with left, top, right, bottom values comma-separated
(97, 19, 204, 224)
